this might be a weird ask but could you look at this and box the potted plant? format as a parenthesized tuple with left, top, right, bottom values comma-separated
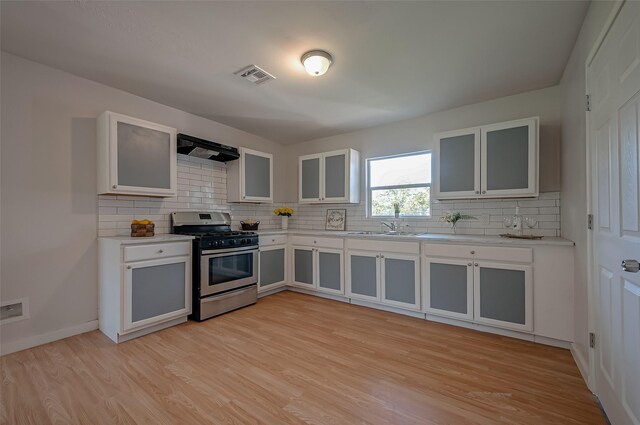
(274, 207, 294, 230)
(440, 211, 476, 234)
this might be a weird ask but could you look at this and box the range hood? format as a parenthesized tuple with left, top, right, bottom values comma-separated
(177, 133, 240, 162)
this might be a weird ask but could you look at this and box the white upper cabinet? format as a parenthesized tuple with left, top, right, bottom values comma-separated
(299, 149, 359, 203)
(433, 117, 538, 199)
(227, 147, 273, 203)
(97, 111, 177, 197)
(433, 128, 481, 198)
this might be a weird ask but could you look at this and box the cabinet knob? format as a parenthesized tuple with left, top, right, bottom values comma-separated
(272, 239, 275, 242)
(112, 185, 117, 189)
(467, 263, 472, 266)
(481, 191, 486, 194)
(313, 241, 317, 244)
(381, 255, 385, 258)
(474, 263, 479, 267)
(127, 266, 132, 269)
(470, 250, 475, 254)
(376, 255, 380, 258)
(158, 249, 164, 253)
(242, 196, 246, 199)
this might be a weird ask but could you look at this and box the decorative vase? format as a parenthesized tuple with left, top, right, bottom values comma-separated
(281, 216, 289, 230)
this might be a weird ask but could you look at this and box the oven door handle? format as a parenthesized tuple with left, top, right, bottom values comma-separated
(201, 247, 258, 256)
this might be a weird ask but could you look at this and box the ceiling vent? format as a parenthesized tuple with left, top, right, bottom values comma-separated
(234, 65, 276, 85)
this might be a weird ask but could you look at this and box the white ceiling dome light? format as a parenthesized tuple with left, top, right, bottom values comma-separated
(301, 50, 333, 76)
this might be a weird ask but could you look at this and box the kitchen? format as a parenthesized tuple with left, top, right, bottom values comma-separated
(1, 1, 639, 425)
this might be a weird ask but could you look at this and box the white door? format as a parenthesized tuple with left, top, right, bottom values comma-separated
(589, 2, 640, 424)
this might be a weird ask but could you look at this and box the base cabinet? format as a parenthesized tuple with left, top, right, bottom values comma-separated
(258, 246, 287, 292)
(423, 258, 474, 321)
(474, 262, 532, 332)
(291, 245, 344, 294)
(99, 237, 192, 343)
(423, 244, 533, 333)
(347, 249, 420, 310)
(123, 257, 190, 332)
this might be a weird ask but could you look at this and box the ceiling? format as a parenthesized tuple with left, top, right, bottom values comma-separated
(1, 1, 589, 145)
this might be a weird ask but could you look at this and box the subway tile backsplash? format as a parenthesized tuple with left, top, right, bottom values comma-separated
(98, 154, 561, 237)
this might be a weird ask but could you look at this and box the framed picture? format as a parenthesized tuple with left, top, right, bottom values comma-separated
(325, 209, 346, 231)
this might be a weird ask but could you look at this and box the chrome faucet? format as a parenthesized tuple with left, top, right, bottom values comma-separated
(381, 221, 398, 232)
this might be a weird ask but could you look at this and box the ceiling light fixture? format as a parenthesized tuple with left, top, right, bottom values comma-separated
(301, 50, 333, 76)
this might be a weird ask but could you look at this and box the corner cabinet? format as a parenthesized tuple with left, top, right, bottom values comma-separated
(299, 149, 360, 203)
(97, 111, 177, 197)
(433, 117, 538, 200)
(98, 237, 193, 343)
(227, 147, 273, 203)
(258, 235, 288, 293)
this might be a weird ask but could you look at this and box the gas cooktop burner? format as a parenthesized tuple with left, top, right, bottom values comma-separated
(186, 231, 256, 237)
(171, 211, 259, 250)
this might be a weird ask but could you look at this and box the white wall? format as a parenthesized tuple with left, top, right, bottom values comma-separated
(0, 52, 286, 351)
(283, 85, 563, 201)
(558, 0, 614, 379)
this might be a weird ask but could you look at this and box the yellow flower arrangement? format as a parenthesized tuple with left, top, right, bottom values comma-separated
(274, 207, 294, 217)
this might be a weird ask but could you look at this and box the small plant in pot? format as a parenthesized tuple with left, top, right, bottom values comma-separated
(440, 211, 476, 234)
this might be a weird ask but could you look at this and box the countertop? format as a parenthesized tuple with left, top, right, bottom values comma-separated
(99, 234, 195, 245)
(255, 229, 574, 247)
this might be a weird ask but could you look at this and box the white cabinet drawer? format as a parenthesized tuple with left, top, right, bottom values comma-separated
(290, 236, 343, 249)
(259, 234, 288, 247)
(124, 242, 190, 262)
(422, 243, 532, 263)
(347, 239, 420, 255)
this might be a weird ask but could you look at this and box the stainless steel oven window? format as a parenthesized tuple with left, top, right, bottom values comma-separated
(209, 252, 253, 284)
(200, 248, 258, 297)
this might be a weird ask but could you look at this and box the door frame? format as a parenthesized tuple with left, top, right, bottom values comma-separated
(584, 0, 627, 392)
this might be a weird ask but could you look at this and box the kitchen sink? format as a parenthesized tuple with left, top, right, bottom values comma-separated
(346, 231, 388, 235)
(346, 231, 422, 236)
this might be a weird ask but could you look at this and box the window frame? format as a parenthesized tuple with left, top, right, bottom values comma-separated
(366, 150, 432, 218)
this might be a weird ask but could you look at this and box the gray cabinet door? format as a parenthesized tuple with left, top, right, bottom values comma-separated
(474, 262, 532, 332)
(485, 126, 529, 190)
(425, 259, 473, 320)
(324, 153, 347, 200)
(382, 255, 419, 309)
(481, 118, 537, 196)
(317, 250, 342, 293)
(436, 129, 480, 198)
(348, 252, 378, 300)
(125, 258, 189, 331)
(117, 121, 172, 190)
(293, 247, 314, 287)
(244, 152, 272, 199)
(300, 156, 321, 201)
(259, 248, 285, 290)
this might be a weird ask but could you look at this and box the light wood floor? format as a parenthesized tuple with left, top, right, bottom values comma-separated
(1, 291, 606, 425)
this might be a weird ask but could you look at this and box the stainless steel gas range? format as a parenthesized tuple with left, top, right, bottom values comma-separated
(171, 211, 258, 321)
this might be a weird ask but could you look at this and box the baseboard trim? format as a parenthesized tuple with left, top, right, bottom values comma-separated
(350, 298, 425, 318)
(0, 320, 99, 356)
(287, 286, 349, 303)
(258, 285, 288, 298)
(571, 343, 592, 390)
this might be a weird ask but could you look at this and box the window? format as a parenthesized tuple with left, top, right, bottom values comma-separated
(367, 151, 431, 217)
